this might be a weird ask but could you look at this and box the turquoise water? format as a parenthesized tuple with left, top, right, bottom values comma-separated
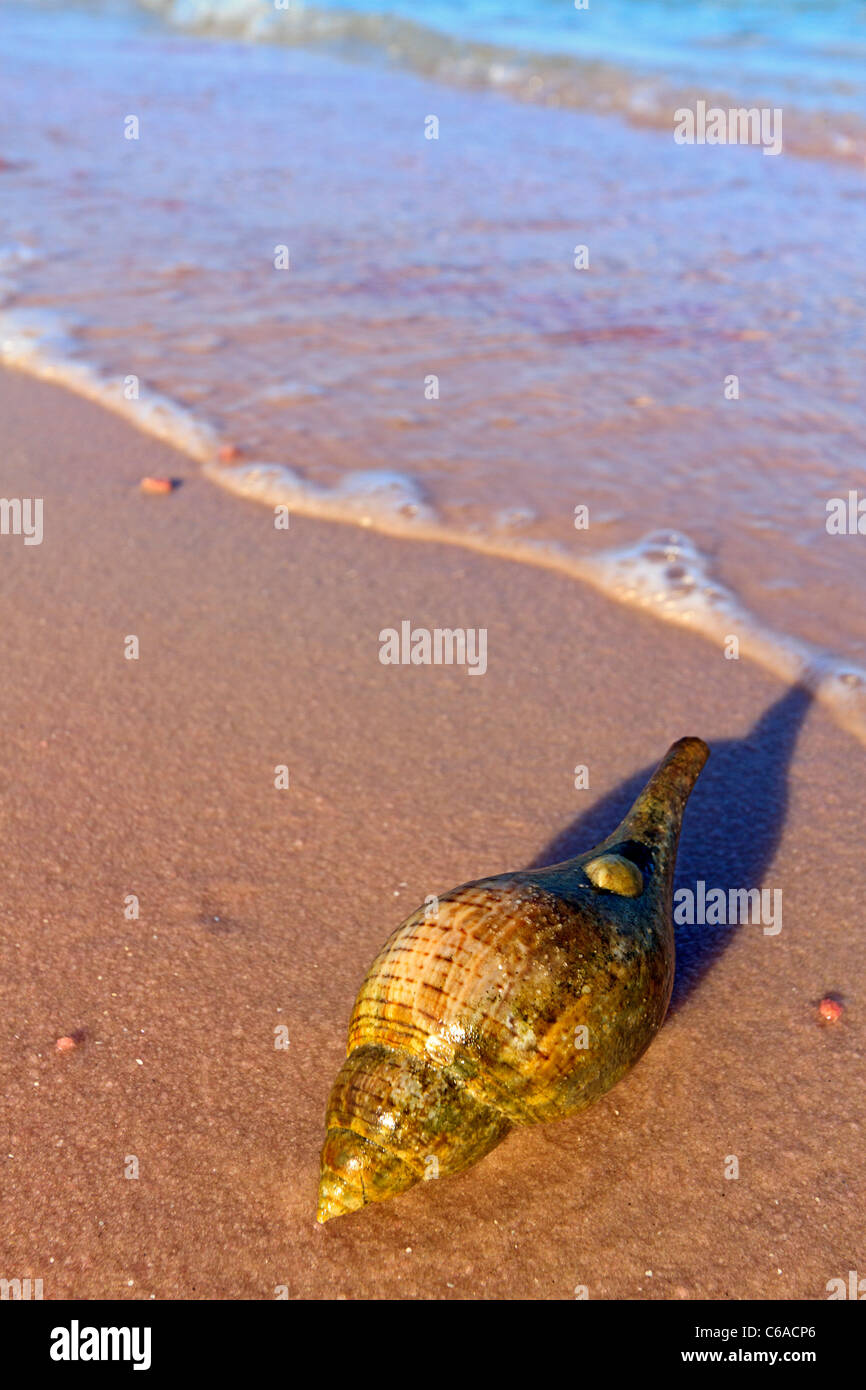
(289, 0, 866, 98)
(12, 0, 866, 142)
(130, 0, 866, 111)
(113, 0, 866, 159)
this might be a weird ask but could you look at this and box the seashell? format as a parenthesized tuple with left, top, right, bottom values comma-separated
(139, 476, 176, 495)
(317, 736, 709, 1223)
(818, 997, 843, 1023)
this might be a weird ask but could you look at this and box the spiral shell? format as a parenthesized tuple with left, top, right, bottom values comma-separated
(317, 737, 708, 1222)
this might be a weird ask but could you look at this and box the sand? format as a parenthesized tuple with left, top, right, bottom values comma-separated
(0, 367, 863, 1300)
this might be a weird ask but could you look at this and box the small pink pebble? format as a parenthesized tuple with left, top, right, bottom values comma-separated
(818, 998, 843, 1023)
(55, 1036, 78, 1053)
(217, 444, 242, 462)
(140, 476, 175, 495)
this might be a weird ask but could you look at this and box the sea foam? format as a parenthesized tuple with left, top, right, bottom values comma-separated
(0, 308, 218, 461)
(210, 460, 866, 745)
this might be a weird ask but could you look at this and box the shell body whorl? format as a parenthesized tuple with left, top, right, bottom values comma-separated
(317, 737, 709, 1223)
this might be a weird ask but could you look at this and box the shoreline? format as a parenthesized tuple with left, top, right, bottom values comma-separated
(3, 341, 866, 747)
(5, 4, 866, 690)
(0, 367, 863, 1299)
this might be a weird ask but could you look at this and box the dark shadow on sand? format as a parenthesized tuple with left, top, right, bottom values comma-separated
(526, 684, 812, 1013)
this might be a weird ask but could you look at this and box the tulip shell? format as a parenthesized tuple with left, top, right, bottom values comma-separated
(317, 736, 709, 1222)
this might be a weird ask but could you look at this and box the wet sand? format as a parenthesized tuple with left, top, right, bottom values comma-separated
(0, 368, 863, 1300)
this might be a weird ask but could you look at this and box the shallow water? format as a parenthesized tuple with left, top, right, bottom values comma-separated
(2, 0, 866, 734)
(137, 0, 866, 144)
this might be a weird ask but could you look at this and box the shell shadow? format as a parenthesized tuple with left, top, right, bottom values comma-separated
(526, 683, 812, 1013)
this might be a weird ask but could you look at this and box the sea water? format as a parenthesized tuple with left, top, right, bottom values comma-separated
(2, 0, 866, 734)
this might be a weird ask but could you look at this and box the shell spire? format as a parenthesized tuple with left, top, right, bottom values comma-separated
(316, 737, 709, 1224)
(602, 735, 710, 861)
(540, 735, 709, 904)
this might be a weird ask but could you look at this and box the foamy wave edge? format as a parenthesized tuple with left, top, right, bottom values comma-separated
(134, 0, 866, 166)
(3, 309, 865, 745)
(211, 460, 866, 744)
(0, 307, 218, 461)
